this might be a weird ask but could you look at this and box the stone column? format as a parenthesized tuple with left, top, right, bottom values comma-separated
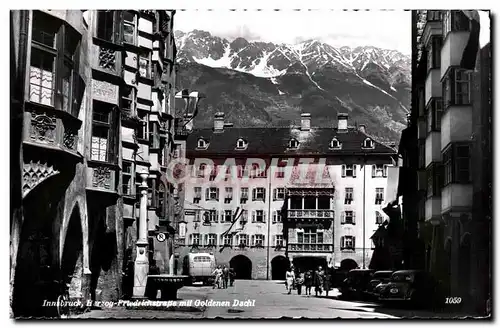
(133, 170, 150, 298)
(164, 234, 171, 274)
(168, 237, 174, 275)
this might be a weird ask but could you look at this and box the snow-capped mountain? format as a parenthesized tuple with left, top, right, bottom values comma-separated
(174, 30, 411, 142)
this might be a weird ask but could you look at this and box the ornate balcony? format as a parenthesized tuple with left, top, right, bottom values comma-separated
(287, 209, 334, 219)
(288, 244, 333, 252)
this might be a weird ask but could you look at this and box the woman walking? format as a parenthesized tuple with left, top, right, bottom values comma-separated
(304, 270, 313, 295)
(295, 270, 305, 295)
(314, 266, 325, 296)
(285, 267, 295, 295)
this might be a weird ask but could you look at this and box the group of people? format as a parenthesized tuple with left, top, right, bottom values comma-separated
(285, 265, 331, 296)
(212, 265, 236, 289)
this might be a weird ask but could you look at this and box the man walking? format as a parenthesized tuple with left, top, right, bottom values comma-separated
(222, 266, 229, 289)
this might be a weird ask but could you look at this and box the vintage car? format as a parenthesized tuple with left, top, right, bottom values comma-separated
(379, 270, 443, 308)
(365, 270, 394, 298)
(339, 269, 375, 300)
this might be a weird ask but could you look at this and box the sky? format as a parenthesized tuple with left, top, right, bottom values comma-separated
(175, 10, 411, 54)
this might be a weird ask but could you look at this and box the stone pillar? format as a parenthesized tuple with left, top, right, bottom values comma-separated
(133, 170, 150, 298)
(301, 197, 305, 210)
(168, 238, 174, 274)
(164, 235, 171, 274)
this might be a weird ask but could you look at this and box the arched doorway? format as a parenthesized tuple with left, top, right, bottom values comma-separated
(229, 255, 252, 279)
(271, 256, 289, 280)
(340, 259, 358, 271)
(293, 256, 327, 273)
(61, 206, 84, 299)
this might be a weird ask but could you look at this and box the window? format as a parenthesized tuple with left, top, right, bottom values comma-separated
(195, 163, 207, 178)
(223, 234, 233, 246)
(443, 68, 471, 107)
(342, 164, 356, 178)
(250, 163, 266, 178)
(236, 138, 247, 149)
(157, 182, 165, 217)
(375, 188, 384, 205)
(224, 187, 233, 203)
(204, 210, 218, 223)
(427, 163, 444, 197)
(224, 210, 233, 223)
(376, 211, 384, 225)
(272, 211, 282, 223)
(91, 104, 118, 162)
(341, 236, 355, 250)
(275, 161, 286, 178)
(329, 138, 341, 149)
(240, 210, 248, 224)
(29, 11, 81, 114)
(341, 211, 356, 225)
(96, 10, 117, 41)
(123, 11, 137, 44)
(344, 188, 353, 204)
(362, 138, 374, 149)
(121, 86, 136, 117)
(418, 140, 426, 170)
(146, 179, 156, 207)
(443, 143, 471, 185)
(252, 210, 266, 223)
(252, 187, 266, 201)
(288, 138, 299, 149)
(372, 164, 388, 178)
(253, 234, 265, 247)
(238, 234, 249, 246)
(273, 188, 285, 200)
(443, 11, 470, 38)
(197, 138, 208, 149)
(193, 187, 202, 203)
(240, 187, 249, 203)
(427, 36, 442, 71)
(206, 233, 217, 247)
(427, 98, 443, 132)
(205, 187, 219, 201)
(427, 10, 442, 21)
(138, 53, 151, 79)
(122, 161, 134, 195)
(194, 211, 201, 222)
(275, 235, 284, 247)
(136, 113, 148, 140)
(190, 233, 200, 246)
(148, 121, 160, 149)
(297, 228, 323, 244)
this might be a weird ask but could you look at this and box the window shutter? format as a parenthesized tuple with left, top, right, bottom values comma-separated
(203, 234, 208, 246)
(114, 10, 123, 44)
(263, 211, 266, 223)
(215, 188, 219, 200)
(220, 234, 224, 245)
(372, 165, 376, 178)
(383, 164, 388, 177)
(251, 235, 255, 246)
(353, 165, 357, 177)
(341, 236, 345, 248)
(108, 106, 119, 163)
(252, 188, 256, 200)
(273, 189, 277, 200)
(262, 235, 265, 246)
(263, 189, 266, 202)
(352, 212, 356, 224)
(273, 235, 276, 247)
(272, 211, 276, 223)
(353, 237, 356, 249)
(205, 188, 209, 200)
(235, 234, 239, 245)
(341, 212, 345, 224)
(252, 211, 256, 223)
(341, 165, 346, 177)
(189, 234, 193, 245)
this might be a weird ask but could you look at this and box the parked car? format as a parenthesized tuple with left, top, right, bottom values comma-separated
(339, 269, 375, 300)
(365, 270, 394, 299)
(379, 270, 443, 308)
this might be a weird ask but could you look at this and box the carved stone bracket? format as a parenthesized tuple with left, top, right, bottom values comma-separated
(63, 124, 79, 150)
(98, 46, 116, 71)
(30, 112, 57, 143)
(22, 160, 60, 197)
(92, 166, 112, 189)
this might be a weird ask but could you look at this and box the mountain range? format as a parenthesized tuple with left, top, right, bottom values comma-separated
(174, 29, 411, 142)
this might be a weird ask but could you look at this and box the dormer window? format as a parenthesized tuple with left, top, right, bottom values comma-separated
(362, 138, 374, 149)
(236, 138, 247, 150)
(197, 138, 208, 149)
(329, 138, 342, 149)
(288, 138, 299, 149)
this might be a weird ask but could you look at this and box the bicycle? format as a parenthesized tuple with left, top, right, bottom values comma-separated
(55, 280, 71, 318)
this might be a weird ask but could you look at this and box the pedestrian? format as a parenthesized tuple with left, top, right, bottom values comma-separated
(212, 266, 223, 289)
(314, 266, 325, 296)
(285, 267, 295, 295)
(295, 270, 305, 295)
(229, 267, 235, 286)
(304, 270, 313, 295)
(222, 265, 229, 289)
(323, 269, 331, 297)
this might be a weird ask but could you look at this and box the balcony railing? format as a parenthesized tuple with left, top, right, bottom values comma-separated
(287, 210, 334, 218)
(288, 244, 333, 252)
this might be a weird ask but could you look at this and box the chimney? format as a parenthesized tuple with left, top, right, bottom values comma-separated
(300, 113, 311, 131)
(358, 124, 366, 134)
(184, 113, 194, 131)
(214, 112, 225, 132)
(337, 113, 348, 132)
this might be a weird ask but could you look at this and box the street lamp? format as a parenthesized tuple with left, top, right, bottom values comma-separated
(175, 89, 206, 128)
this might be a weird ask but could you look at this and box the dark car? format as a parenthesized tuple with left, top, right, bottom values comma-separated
(339, 269, 375, 300)
(365, 270, 394, 298)
(379, 270, 443, 308)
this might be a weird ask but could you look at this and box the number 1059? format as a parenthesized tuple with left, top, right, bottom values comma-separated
(445, 297, 462, 304)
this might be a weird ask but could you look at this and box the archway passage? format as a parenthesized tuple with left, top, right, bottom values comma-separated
(61, 205, 84, 299)
(293, 256, 327, 273)
(271, 256, 289, 280)
(229, 255, 252, 280)
(340, 259, 359, 271)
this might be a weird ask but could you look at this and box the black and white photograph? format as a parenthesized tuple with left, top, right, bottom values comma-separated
(8, 7, 492, 320)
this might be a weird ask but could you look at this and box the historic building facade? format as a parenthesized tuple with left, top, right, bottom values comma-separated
(402, 10, 491, 315)
(178, 112, 397, 280)
(10, 9, 179, 317)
